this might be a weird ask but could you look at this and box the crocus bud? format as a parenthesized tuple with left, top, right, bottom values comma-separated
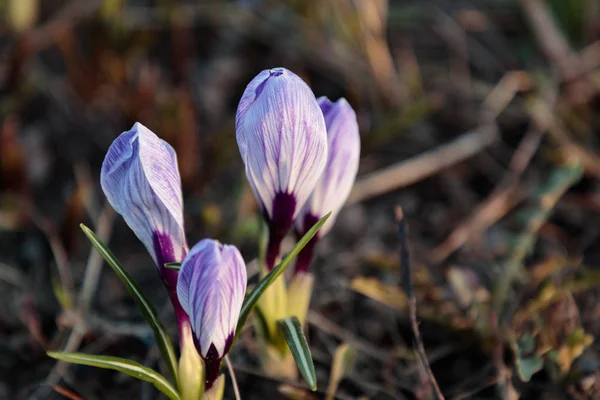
(294, 97, 360, 274)
(101, 123, 189, 329)
(236, 67, 328, 269)
(176, 239, 247, 389)
(101, 122, 188, 273)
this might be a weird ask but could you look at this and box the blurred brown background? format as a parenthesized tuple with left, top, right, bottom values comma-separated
(3, 0, 600, 399)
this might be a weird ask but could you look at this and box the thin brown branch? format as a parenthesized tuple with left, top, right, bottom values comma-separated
(431, 128, 543, 262)
(307, 310, 411, 364)
(348, 124, 498, 204)
(28, 208, 75, 308)
(225, 355, 242, 400)
(79, 203, 115, 312)
(395, 207, 445, 400)
(53, 385, 84, 400)
(521, 0, 571, 65)
(531, 94, 600, 180)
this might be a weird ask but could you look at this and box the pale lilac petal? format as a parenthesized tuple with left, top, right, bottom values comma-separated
(235, 68, 328, 222)
(176, 239, 247, 359)
(296, 97, 361, 236)
(100, 122, 187, 267)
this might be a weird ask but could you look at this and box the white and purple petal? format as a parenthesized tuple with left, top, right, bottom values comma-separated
(296, 97, 361, 237)
(176, 239, 247, 362)
(100, 122, 188, 269)
(235, 67, 328, 227)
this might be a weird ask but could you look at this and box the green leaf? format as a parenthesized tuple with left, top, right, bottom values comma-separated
(516, 355, 544, 382)
(80, 224, 179, 386)
(164, 262, 181, 271)
(47, 352, 180, 400)
(277, 316, 317, 391)
(235, 212, 331, 335)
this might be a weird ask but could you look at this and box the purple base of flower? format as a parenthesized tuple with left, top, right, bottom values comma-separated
(199, 336, 233, 389)
(294, 213, 320, 275)
(153, 232, 190, 336)
(265, 192, 296, 270)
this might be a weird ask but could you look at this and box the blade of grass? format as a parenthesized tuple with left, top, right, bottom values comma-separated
(80, 224, 179, 386)
(164, 262, 181, 271)
(47, 352, 180, 400)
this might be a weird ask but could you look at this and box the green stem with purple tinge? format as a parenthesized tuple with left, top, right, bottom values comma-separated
(153, 232, 191, 340)
(265, 192, 296, 270)
(162, 270, 190, 340)
(293, 214, 320, 275)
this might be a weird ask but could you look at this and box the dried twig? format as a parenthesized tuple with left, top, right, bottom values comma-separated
(395, 207, 445, 400)
(28, 209, 75, 308)
(42, 203, 115, 393)
(53, 385, 84, 400)
(348, 124, 498, 204)
(25, 0, 103, 53)
(79, 203, 115, 312)
(431, 128, 543, 262)
(307, 310, 411, 364)
(225, 355, 242, 400)
(521, 0, 571, 66)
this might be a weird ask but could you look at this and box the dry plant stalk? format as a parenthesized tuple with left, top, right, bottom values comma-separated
(396, 207, 445, 400)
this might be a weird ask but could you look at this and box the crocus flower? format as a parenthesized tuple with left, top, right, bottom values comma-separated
(294, 97, 361, 274)
(100, 122, 188, 325)
(177, 239, 247, 388)
(236, 67, 328, 269)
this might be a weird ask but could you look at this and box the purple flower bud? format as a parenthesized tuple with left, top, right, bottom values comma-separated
(100, 123, 189, 328)
(294, 97, 360, 274)
(101, 122, 188, 269)
(176, 239, 247, 388)
(236, 68, 328, 269)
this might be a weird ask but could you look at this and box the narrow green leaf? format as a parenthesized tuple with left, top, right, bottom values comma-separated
(277, 316, 317, 391)
(235, 212, 331, 335)
(47, 352, 180, 400)
(80, 224, 179, 386)
(164, 262, 181, 271)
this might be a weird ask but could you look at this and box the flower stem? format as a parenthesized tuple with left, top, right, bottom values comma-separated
(293, 234, 317, 275)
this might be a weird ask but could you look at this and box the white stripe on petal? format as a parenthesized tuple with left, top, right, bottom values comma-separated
(176, 239, 247, 359)
(236, 68, 328, 219)
(100, 123, 187, 266)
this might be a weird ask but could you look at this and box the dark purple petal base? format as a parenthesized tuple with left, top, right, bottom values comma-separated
(197, 335, 233, 389)
(265, 192, 296, 270)
(294, 213, 320, 275)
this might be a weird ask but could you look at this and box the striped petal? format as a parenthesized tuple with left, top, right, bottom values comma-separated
(236, 68, 328, 231)
(176, 239, 247, 360)
(296, 97, 361, 237)
(100, 122, 188, 269)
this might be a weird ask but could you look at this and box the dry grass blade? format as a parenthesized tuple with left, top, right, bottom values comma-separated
(521, 0, 571, 65)
(79, 204, 114, 312)
(432, 128, 543, 262)
(531, 97, 600, 180)
(28, 209, 74, 309)
(348, 124, 498, 204)
(395, 207, 445, 400)
(493, 161, 583, 315)
(53, 385, 84, 400)
(225, 355, 242, 400)
(325, 343, 356, 400)
(42, 204, 116, 394)
(307, 310, 411, 363)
